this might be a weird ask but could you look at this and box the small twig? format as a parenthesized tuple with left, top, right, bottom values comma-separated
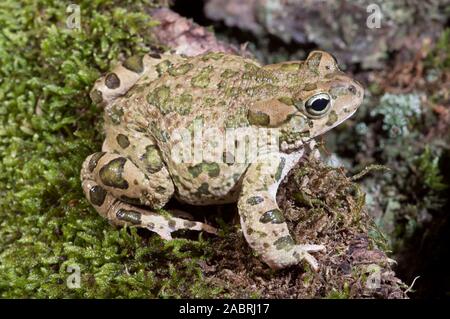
(351, 164, 390, 181)
(405, 276, 420, 294)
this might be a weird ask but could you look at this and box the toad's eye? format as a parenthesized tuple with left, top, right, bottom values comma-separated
(305, 93, 331, 117)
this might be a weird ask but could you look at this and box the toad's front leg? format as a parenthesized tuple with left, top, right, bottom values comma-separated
(238, 151, 325, 270)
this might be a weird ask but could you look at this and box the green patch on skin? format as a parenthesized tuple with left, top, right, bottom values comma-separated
(156, 60, 173, 76)
(203, 97, 215, 107)
(274, 236, 295, 250)
(201, 52, 224, 61)
(188, 162, 220, 178)
(116, 134, 130, 148)
(174, 92, 192, 115)
(151, 127, 170, 143)
(147, 85, 171, 114)
(141, 145, 163, 174)
(275, 158, 286, 181)
(278, 97, 294, 105)
(244, 62, 259, 72)
(304, 83, 317, 91)
(108, 104, 124, 125)
(259, 209, 285, 224)
(247, 196, 264, 206)
(220, 69, 238, 79)
(326, 110, 338, 126)
(225, 108, 249, 128)
(99, 157, 129, 189)
(248, 110, 270, 126)
(168, 63, 193, 76)
(88, 152, 106, 172)
(123, 55, 144, 73)
(191, 66, 213, 88)
(89, 185, 107, 206)
(116, 209, 142, 225)
(105, 73, 120, 89)
(280, 63, 301, 72)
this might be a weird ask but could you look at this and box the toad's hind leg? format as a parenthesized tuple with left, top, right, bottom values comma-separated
(80, 149, 216, 239)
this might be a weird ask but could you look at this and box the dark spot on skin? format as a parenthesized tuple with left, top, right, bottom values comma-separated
(116, 134, 130, 148)
(99, 157, 129, 189)
(247, 196, 264, 206)
(274, 158, 286, 181)
(141, 145, 164, 174)
(246, 228, 254, 235)
(147, 222, 155, 229)
(196, 183, 210, 195)
(293, 251, 306, 261)
(184, 220, 196, 228)
(88, 152, 106, 172)
(168, 220, 176, 229)
(120, 195, 142, 206)
(123, 55, 144, 73)
(89, 185, 107, 206)
(274, 236, 295, 250)
(90, 89, 103, 104)
(223, 152, 235, 165)
(116, 209, 141, 225)
(149, 53, 161, 59)
(248, 110, 270, 126)
(259, 209, 285, 224)
(105, 73, 120, 89)
(155, 186, 166, 194)
(348, 84, 357, 95)
(133, 179, 138, 185)
(263, 243, 270, 249)
(188, 162, 220, 178)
